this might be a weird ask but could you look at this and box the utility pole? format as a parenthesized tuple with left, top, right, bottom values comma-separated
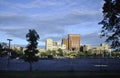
(7, 39, 12, 68)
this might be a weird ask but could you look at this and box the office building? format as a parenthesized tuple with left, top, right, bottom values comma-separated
(62, 38, 68, 50)
(62, 34, 80, 51)
(46, 38, 53, 50)
(68, 34, 80, 51)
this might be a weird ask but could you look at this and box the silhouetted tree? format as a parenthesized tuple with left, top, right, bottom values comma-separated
(0, 42, 7, 57)
(99, 0, 120, 51)
(0, 43, 3, 56)
(24, 29, 40, 71)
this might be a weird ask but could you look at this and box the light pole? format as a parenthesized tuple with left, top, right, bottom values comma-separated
(7, 39, 12, 68)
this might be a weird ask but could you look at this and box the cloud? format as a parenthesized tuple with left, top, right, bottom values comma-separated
(0, 8, 101, 37)
(81, 31, 106, 46)
(0, 0, 104, 46)
(0, 0, 103, 13)
(0, 0, 75, 12)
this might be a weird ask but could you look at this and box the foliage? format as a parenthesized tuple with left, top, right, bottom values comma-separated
(57, 48, 63, 56)
(51, 50, 56, 56)
(0, 42, 7, 57)
(12, 47, 24, 56)
(99, 0, 120, 51)
(0, 43, 3, 51)
(0, 43, 3, 56)
(40, 52, 47, 58)
(24, 29, 39, 71)
(77, 52, 84, 57)
(111, 51, 120, 57)
(46, 50, 53, 55)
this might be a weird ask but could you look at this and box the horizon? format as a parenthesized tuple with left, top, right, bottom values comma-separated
(0, 0, 106, 49)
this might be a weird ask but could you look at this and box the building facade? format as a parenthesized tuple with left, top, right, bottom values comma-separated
(62, 34, 80, 51)
(46, 34, 80, 51)
(46, 38, 53, 50)
(62, 38, 68, 50)
(83, 43, 111, 54)
(46, 38, 65, 51)
(68, 34, 80, 51)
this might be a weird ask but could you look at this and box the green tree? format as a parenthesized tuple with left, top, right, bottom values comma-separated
(46, 50, 52, 55)
(57, 48, 63, 56)
(40, 52, 47, 58)
(51, 50, 56, 56)
(14, 47, 24, 55)
(77, 52, 84, 57)
(24, 29, 40, 71)
(99, 0, 120, 51)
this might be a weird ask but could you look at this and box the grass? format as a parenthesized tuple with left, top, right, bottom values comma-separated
(0, 71, 120, 78)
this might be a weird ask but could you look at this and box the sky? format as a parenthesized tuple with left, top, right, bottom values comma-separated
(0, 0, 106, 49)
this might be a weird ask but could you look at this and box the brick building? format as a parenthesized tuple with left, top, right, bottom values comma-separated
(62, 38, 68, 50)
(68, 34, 80, 51)
(62, 34, 80, 51)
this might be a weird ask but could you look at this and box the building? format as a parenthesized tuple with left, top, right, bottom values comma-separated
(61, 44, 66, 50)
(11, 46, 23, 51)
(83, 45, 91, 52)
(46, 38, 62, 50)
(46, 38, 53, 50)
(62, 38, 68, 50)
(62, 34, 80, 51)
(68, 34, 80, 51)
(46, 34, 80, 51)
(83, 43, 111, 55)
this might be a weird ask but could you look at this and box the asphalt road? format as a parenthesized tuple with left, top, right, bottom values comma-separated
(0, 57, 120, 71)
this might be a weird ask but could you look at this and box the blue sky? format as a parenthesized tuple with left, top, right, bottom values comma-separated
(0, 0, 106, 48)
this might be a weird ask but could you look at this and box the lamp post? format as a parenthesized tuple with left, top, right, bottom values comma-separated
(7, 39, 12, 68)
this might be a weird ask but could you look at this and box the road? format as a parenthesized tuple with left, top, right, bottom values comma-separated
(0, 57, 120, 71)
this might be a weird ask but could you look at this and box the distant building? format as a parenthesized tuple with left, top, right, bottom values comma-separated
(52, 41, 59, 50)
(46, 38, 63, 51)
(46, 34, 80, 51)
(11, 46, 23, 51)
(46, 38, 53, 50)
(68, 34, 80, 51)
(61, 44, 66, 50)
(62, 34, 80, 51)
(83, 43, 111, 54)
(62, 38, 68, 50)
(53, 42, 58, 46)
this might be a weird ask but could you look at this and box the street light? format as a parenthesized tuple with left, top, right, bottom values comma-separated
(7, 39, 12, 49)
(7, 39, 12, 68)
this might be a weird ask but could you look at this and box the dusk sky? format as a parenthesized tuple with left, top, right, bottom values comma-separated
(0, 0, 106, 48)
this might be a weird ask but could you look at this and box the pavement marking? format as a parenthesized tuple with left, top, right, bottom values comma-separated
(94, 65, 108, 67)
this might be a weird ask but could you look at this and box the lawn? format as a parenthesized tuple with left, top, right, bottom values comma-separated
(0, 71, 120, 78)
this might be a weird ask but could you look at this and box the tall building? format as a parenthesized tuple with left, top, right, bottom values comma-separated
(68, 34, 80, 51)
(62, 34, 80, 51)
(53, 42, 58, 46)
(46, 34, 80, 51)
(46, 38, 53, 50)
(62, 38, 68, 50)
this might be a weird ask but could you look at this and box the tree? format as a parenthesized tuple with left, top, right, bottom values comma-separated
(14, 47, 24, 55)
(0, 42, 7, 57)
(77, 52, 84, 57)
(0, 43, 3, 56)
(24, 29, 40, 71)
(57, 48, 63, 56)
(99, 0, 120, 51)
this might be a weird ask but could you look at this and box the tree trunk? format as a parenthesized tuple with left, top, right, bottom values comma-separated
(29, 62, 32, 72)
